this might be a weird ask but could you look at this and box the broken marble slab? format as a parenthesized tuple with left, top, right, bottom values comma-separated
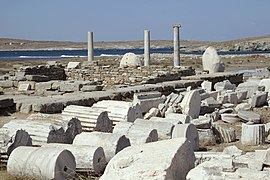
(238, 111, 260, 124)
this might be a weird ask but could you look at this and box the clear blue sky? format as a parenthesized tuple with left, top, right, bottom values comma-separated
(0, 0, 269, 42)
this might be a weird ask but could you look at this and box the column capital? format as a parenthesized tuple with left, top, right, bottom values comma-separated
(173, 24, 181, 28)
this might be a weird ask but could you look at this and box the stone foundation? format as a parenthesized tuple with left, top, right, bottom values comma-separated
(65, 64, 195, 86)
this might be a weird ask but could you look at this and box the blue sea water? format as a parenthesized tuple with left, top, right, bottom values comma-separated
(0, 48, 269, 61)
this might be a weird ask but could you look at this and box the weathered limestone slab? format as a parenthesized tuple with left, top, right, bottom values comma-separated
(134, 119, 175, 140)
(43, 143, 106, 174)
(249, 92, 268, 107)
(180, 90, 201, 119)
(213, 123, 236, 143)
(67, 62, 81, 69)
(238, 110, 260, 124)
(202, 46, 225, 74)
(18, 83, 31, 91)
(73, 132, 130, 163)
(100, 138, 195, 180)
(7, 146, 76, 179)
(172, 124, 199, 151)
(120, 53, 141, 68)
(113, 121, 158, 145)
(59, 81, 83, 92)
(241, 124, 265, 145)
(165, 113, 191, 124)
(35, 81, 53, 91)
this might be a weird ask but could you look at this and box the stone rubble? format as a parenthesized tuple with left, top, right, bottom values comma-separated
(1, 59, 270, 179)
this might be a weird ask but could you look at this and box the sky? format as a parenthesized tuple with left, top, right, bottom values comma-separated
(0, 0, 269, 42)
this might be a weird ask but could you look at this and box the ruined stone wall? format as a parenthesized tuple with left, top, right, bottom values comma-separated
(16, 65, 66, 80)
(65, 65, 195, 86)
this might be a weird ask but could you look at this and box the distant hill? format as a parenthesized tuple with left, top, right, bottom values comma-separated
(0, 35, 269, 51)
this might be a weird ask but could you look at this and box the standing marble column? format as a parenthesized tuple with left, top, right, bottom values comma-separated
(88, 32, 94, 61)
(173, 24, 181, 67)
(144, 30, 150, 67)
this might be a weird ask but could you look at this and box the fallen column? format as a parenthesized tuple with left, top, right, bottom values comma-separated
(43, 143, 106, 175)
(62, 105, 113, 132)
(172, 124, 199, 151)
(91, 100, 143, 123)
(73, 132, 130, 163)
(100, 138, 195, 180)
(134, 119, 174, 140)
(7, 146, 76, 179)
(0, 118, 81, 147)
(113, 121, 158, 145)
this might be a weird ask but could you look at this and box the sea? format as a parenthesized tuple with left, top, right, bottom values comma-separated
(0, 48, 270, 61)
